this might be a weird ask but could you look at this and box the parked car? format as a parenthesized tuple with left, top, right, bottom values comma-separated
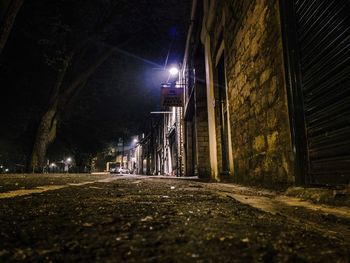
(110, 167, 120, 174)
(118, 167, 130, 174)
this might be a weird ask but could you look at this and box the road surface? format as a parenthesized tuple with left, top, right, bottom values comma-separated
(0, 173, 349, 262)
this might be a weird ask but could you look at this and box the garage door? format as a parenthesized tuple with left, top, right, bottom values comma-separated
(290, 0, 350, 185)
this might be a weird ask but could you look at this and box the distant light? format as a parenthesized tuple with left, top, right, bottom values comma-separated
(169, 67, 179, 76)
(50, 163, 56, 167)
(150, 111, 172, 114)
(66, 157, 72, 163)
(133, 138, 138, 143)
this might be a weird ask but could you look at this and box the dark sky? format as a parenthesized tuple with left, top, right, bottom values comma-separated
(0, 0, 192, 164)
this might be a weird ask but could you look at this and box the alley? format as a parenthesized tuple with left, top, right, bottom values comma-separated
(0, 174, 349, 262)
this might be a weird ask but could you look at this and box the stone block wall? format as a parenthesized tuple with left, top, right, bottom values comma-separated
(195, 72, 211, 179)
(196, 102, 210, 178)
(211, 0, 295, 187)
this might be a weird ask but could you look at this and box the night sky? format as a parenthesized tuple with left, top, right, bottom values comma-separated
(0, 0, 192, 166)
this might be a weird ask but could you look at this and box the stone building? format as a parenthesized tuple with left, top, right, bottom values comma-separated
(152, 110, 182, 176)
(182, 0, 211, 180)
(135, 107, 183, 176)
(182, 0, 350, 187)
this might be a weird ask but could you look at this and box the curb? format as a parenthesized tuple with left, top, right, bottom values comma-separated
(285, 187, 350, 207)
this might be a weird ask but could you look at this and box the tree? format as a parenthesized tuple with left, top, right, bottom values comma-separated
(28, 0, 151, 171)
(28, 0, 124, 171)
(29, 46, 115, 171)
(1, 0, 191, 171)
(0, 0, 25, 55)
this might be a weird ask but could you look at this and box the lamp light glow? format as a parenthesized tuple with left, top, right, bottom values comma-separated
(169, 67, 179, 76)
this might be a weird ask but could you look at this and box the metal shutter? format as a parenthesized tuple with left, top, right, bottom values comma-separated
(294, 0, 350, 184)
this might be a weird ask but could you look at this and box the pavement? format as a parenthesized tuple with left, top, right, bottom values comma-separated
(0, 173, 349, 262)
(205, 182, 350, 241)
(285, 186, 350, 207)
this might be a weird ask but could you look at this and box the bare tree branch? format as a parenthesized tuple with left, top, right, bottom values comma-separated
(59, 46, 115, 108)
(0, 0, 25, 55)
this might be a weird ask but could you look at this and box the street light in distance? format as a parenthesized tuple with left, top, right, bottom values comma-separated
(150, 111, 173, 114)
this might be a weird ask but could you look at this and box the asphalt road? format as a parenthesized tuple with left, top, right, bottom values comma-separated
(0, 174, 349, 262)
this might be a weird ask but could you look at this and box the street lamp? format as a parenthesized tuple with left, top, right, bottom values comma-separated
(65, 157, 72, 173)
(50, 162, 56, 173)
(167, 66, 179, 83)
(169, 67, 179, 76)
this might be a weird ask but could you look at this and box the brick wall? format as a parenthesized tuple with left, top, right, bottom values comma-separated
(185, 121, 194, 175)
(194, 48, 211, 179)
(196, 81, 210, 179)
(207, 0, 295, 187)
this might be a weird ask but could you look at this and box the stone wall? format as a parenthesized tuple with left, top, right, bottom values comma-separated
(210, 0, 295, 187)
(185, 121, 194, 175)
(183, 0, 211, 179)
(195, 51, 211, 179)
(195, 82, 211, 179)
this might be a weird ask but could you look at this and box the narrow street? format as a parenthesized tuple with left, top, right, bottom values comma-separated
(0, 174, 349, 262)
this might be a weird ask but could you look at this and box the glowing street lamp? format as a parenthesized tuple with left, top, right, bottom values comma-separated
(49, 162, 56, 173)
(169, 67, 179, 76)
(64, 157, 72, 173)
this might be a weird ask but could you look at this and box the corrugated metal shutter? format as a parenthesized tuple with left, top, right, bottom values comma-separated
(294, 0, 350, 184)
